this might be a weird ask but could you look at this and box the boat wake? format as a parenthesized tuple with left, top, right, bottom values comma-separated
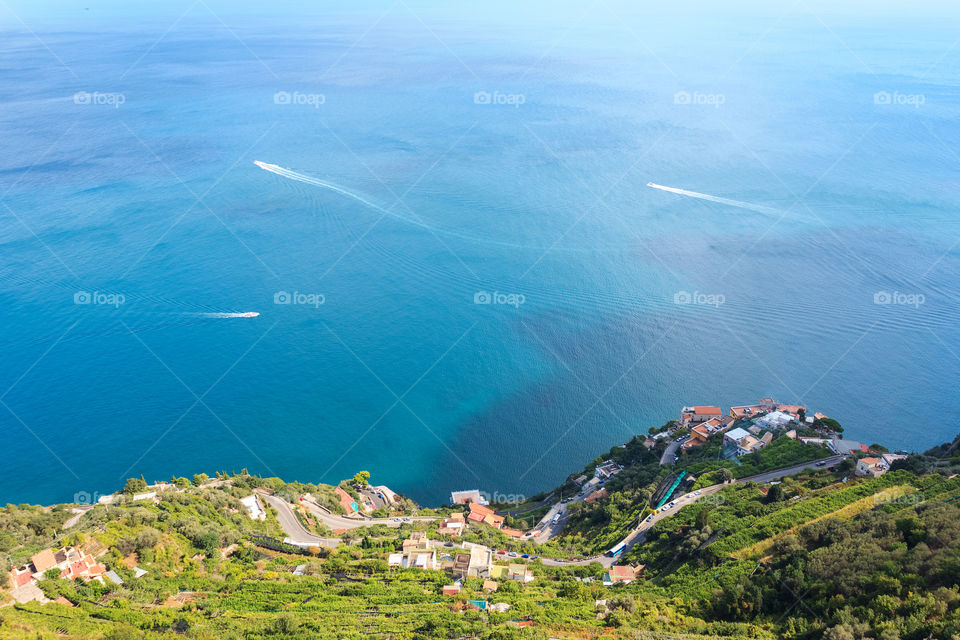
(193, 312, 260, 318)
(647, 182, 780, 216)
(254, 161, 440, 232)
(254, 160, 612, 252)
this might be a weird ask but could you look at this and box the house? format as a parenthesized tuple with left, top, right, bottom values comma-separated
(594, 461, 622, 480)
(760, 398, 777, 410)
(402, 531, 428, 551)
(856, 457, 888, 477)
(681, 406, 722, 426)
(602, 564, 644, 585)
(776, 404, 806, 419)
(403, 550, 438, 570)
(239, 495, 266, 520)
(729, 404, 764, 420)
(683, 424, 711, 449)
(573, 474, 588, 486)
(438, 514, 465, 536)
(387, 553, 404, 567)
(450, 553, 472, 579)
(760, 432, 774, 446)
(724, 427, 751, 445)
(737, 435, 765, 456)
(30, 549, 58, 576)
(507, 563, 534, 583)
(335, 487, 358, 513)
(7, 565, 33, 589)
(467, 503, 504, 529)
(829, 439, 869, 455)
(442, 584, 461, 596)
(785, 430, 797, 440)
(882, 453, 908, 467)
(483, 580, 499, 592)
(799, 436, 829, 446)
(489, 602, 511, 613)
(501, 527, 523, 538)
(758, 410, 795, 429)
(582, 477, 601, 493)
(450, 489, 487, 505)
(584, 488, 608, 503)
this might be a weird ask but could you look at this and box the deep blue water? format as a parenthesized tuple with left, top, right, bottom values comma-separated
(1, 0, 959, 506)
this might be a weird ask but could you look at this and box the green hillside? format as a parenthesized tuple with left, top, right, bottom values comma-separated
(2, 434, 960, 639)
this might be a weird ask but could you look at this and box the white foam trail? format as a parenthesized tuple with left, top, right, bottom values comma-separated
(647, 182, 781, 216)
(254, 161, 438, 232)
(194, 312, 260, 318)
(254, 161, 611, 252)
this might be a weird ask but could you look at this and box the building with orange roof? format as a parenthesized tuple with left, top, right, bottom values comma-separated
(584, 488, 608, 503)
(335, 487, 358, 513)
(467, 502, 504, 529)
(681, 405, 722, 426)
(30, 549, 57, 575)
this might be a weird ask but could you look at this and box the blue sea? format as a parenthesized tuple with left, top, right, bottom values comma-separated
(1, 0, 958, 506)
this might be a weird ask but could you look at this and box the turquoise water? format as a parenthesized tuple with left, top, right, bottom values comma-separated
(1, 0, 959, 506)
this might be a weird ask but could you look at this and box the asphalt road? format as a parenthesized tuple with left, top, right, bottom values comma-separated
(660, 440, 681, 465)
(543, 454, 847, 566)
(260, 493, 341, 547)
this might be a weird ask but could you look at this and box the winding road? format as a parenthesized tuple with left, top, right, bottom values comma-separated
(261, 456, 845, 564)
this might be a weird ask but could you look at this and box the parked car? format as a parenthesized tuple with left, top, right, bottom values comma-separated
(816, 461, 827, 467)
(521, 553, 530, 559)
(444, 542, 454, 547)
(645, 515, 654, 522)
(508, 552, 519, 558)
(497, 550, 506, 555)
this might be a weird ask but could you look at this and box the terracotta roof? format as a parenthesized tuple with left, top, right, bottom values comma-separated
(9, 567, 33, 588)
(31, 549, 57, 573)
(501, 527, 523, 538)
(468, 502, 495, 519)
(860, 457, 882, 464)
(691, 406, 721, 414)
(609, 565, 637, 581)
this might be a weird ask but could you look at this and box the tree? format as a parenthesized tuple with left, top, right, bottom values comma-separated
(719, 468, 734, 483)
(766, 484, 787, 503)
(192, 473, 209, 487)
(135, 528, 162, 551)
(123, 477, 148, 495)
(352, 471, 371, 489)
(272, 613, 300, 635)
(172, 476, 190, 488)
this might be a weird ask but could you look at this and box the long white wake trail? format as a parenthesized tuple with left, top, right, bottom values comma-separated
(254, 161, 437, 233)
(647, 182, 780, 216)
